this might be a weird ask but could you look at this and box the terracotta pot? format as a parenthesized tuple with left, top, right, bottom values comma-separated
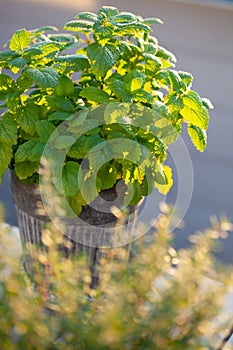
(10, 171, 139, 287)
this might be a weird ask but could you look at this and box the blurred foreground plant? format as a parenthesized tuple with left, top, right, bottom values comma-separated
(0, 204, 233, 350)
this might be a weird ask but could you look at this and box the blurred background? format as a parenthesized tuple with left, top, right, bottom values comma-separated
(0, 0, 233, 262)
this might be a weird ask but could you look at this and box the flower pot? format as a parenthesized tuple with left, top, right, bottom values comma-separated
(10, 171, 139, 287)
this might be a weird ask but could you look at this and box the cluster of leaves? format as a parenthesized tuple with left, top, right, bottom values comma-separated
(0, 205, 232, 350)
(0, 6, 213, 214)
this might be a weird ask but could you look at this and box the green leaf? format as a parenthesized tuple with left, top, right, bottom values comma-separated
(98, 6, 119, 19)
(167, 70, 182, 91)
(104, 102, 130, 123)
(124, 181, 142, 206)
(46, 96, 74, 112)
(107, 77, 132, 103)
(24, 67, 59, 88)
(79, 169, 98, 204)
(19, 103, 40, 135)
(80, 86, 109, 103)
(15, 140, 44, 163)
(9, 29, 30, 51)
(56, 76, 74, 96)
(202, 97, 214, 110)
(87, 42, 120, 79)
(0, 142, 12, 176)
(111, 13, 138, 24)
(14, 161, 39, 180)
(183, 90, 203, 112)
(34, 26, 58, 34)
(74, 12, 97, 22)
(188, 124, 207, 152)
(124, 70, 145, 93)
(156, 46, 176, 64)
(36, 120, 56, 143)
(48, 111, 71, 121)
(54, 135, 75, 150)
(15, 140, 38, 162)
(155, 165, 173, 194)
(180, 105, 209, 130)
(55, 54, 90, 72)
(62, 161, 80, 196)
(143, 17, 163, 25)
(179, 71, 193, 87)
(68, 109, 89, 129)
(66, 192, 83, 216)
(9, 57, 29, 68)
(0, 74, 16, 92)
(98, 163, 118, 190)
(37, 42, 61, 56)
(30, 142, 45, 162)
(63, 20, 93, 32)
(0, 115, 17, 145)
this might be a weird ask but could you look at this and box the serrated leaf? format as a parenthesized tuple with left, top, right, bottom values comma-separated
(180, 105, 209, 130)
(62, 161, 80, 196)
(155, 165, 173, 194)
(24, 67, 59, 88)
(111, 13, 138, 24)
(15, 140, 44, 163)
(14, 161, 39, 179)
(46, 96, 74, 112)
(55, 54, 90, 71)
(124, 69, 146, 92)
(115, 22, 151, 35)
(156, 46, 176, 64)
(9, 29, 30, 51)
(36, 120, 56, 143)
(107, 78, 131, 103)
(80, 86, 109, 103)
(183, 90, 203, 112)
(19, 103, 39, 135)
(0, 115, 17, 145)
(15, 140, 37, 162)
(179, 71, 193, 87)
(98, 6, 119, 19)
(167, 70, 182, 91)
(48, 111, 71, 121)
(0, 142, 12, 175)
(87, 42, 120, 79)
(143, 17, 163, 25)
(56, 76, 74, 96)
(188, 124, 207, 152)
(0, 50, 18, 61)
(202, 97, 214, 110)
(30, 142, 45, 161)
(74, 12, 97, 22)
(63, 20, 93, 32)
(37, 42, 61, 56)
(9, 57, 28, 68)
(34, 26, 58, 34)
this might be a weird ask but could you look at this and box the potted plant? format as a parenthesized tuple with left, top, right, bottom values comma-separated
(0, 6, 213, 282)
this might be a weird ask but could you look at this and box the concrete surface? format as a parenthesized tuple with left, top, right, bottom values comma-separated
(0, 0, 233, 263)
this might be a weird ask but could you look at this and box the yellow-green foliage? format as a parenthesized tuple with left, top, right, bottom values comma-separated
(0, 205, 232, 350)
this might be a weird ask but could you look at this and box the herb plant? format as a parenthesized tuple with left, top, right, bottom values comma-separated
(0, 6, 213, 215)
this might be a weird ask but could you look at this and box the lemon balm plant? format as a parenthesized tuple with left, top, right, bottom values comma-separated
(0, 5, 213, 211)
(0, 6, 213, 283)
